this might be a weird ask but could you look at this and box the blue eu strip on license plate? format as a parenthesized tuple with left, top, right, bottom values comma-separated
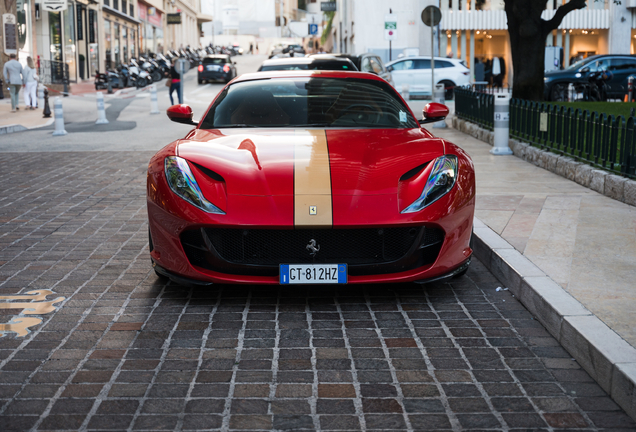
(280, 264, 347, 284)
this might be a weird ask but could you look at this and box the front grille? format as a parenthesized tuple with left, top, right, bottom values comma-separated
(181, 226, 444, 277)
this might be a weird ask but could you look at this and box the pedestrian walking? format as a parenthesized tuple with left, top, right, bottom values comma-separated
(3, 53, 24, 112)
(23, 57, 38, 110)
(168, 62, 182, 105)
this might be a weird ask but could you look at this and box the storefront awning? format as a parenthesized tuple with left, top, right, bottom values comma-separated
(197, 13, 213, 23)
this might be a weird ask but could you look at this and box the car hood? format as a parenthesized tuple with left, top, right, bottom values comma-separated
(545, 68, 578, 79)
(176, 128, 445, 226)
(178, 128, 444, 197)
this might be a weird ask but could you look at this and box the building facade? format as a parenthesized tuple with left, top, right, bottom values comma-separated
(2, 0, 205, 89)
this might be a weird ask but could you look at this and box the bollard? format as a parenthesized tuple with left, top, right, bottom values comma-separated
(95, 92, 109, 124)
(52, 97, 68, 136)
(150, 84, 160, 114)
(0, 78, 4, 100)
(490, 93, 512, 155)
(63, 77, 69, 97)
(433, 84, 447, 129)
(401, 84, 410, 101)
(628, 76, 634, 103)
(568, 83, 575, 102)
(107, 74, 113, 94)
(42, 88, 52, 118)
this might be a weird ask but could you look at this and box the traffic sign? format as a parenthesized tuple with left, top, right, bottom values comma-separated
(309, 24, 318, 35)
(384, 14, 397, 41)
(320, 1, 337, 12)
(42, 0, 67, 11)
(421, 6, 441, 27)
(176, 58, 190, 74)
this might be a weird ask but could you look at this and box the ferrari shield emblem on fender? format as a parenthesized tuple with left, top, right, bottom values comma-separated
(309, 206, 317, 215)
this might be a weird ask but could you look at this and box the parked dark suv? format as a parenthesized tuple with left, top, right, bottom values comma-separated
(545, 54, 636, 101)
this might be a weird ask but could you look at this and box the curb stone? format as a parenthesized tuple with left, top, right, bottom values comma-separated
(451, 116, 636, 207)
(471, 217, 636, 421)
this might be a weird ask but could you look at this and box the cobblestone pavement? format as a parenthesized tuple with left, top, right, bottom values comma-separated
(0, 152, 635, 431)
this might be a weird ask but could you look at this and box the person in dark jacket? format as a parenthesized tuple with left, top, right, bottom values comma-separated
(169, 62, 182, 105)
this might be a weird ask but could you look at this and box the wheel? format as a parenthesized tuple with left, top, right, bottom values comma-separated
(152, 70, 162, 82)
(550, 84, 567, 101)
(136, 77, 148, 88)
(440, 80, 455, 101)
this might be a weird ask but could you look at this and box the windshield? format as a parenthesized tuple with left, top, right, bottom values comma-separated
(203, 58, 230, 65)
(200, 77, 419, 129)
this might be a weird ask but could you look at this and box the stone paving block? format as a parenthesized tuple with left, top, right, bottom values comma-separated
(605, 174, 627, 202)
(590, 169, 607, 194)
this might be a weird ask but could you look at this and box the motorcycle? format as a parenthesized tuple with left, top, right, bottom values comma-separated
(128, 59, 151, 88)
(95, 70, 124, 90)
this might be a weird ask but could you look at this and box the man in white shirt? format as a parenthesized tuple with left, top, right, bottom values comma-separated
(3, 53, 25, 112)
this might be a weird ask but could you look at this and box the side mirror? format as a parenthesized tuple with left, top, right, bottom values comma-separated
(387, 65, 394, 72)
(167, 104, 198, 126)
(580, 66, 590, 74)
(419, 102, 449, 125)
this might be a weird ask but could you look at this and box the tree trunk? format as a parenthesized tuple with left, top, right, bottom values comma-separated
(505, 0, 586, 101)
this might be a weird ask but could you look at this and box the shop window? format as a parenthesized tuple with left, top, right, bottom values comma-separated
(104, 19, 112, 69)
(114, 23, 120, 66)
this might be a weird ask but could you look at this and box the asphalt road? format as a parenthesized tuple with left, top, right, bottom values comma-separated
(0, 55, 634, 431)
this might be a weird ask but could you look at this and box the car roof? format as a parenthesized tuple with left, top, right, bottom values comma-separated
(233, 70, 386, 84)
(260, 56, 355, 66)
(385, 56, 462, 65)
(205, 54, 231, 59)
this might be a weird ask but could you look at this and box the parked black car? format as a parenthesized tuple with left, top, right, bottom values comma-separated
(197, 55, 237, 84)
(545, 54, 636, 101)
(257, 56, 358, 72)
(311, 53, 394, 86)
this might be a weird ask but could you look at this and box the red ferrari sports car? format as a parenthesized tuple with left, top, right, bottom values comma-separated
(147, 70, 475, 286)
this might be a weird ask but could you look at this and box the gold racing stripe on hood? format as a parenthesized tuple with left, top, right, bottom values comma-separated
(294, 130, 332, 227)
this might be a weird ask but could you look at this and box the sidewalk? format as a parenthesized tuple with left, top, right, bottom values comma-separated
(430, 120, 636, 348)
(0, 97, 52, 133)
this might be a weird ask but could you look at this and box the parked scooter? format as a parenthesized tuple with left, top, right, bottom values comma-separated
(129, 59, 151, 88)
(95, 70, 123, 90)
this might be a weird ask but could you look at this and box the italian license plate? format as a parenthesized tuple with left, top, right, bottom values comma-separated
(280, 264, 347, 284)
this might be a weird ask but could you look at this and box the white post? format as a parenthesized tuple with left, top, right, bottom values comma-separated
(433, 84, 447, 129)
(52, 97, 68, 136)
(401, 84, 410, 101)
(96, 92, 109, 124)
(568, 83, 575, 102)
(150, 84, 160, 114)
(491, 93, 512, 155)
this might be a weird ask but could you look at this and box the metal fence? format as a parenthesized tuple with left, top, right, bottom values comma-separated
(454, 88, 494, 130)
(454, 88, 636, 178)
(510, 99, 636, 178)
(38, 60, 69, 86)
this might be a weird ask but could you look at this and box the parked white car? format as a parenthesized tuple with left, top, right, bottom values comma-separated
(386, 56, 470, 99)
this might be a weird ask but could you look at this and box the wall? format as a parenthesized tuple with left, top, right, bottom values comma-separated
(202, 0, 276, 37)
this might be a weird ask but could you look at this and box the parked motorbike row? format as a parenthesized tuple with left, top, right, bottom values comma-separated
(94, 44, 243, 91)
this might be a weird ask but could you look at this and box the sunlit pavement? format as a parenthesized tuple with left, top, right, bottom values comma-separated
(0, 57, 634, 431)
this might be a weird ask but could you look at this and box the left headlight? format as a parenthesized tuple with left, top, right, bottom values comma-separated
(164, 156, 225, 214)
(402, 155, 458, 213)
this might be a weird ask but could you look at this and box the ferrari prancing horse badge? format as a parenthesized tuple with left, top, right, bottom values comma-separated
(309, 206, 317, 215)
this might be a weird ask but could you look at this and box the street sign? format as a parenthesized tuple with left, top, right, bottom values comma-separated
(176, 58, 189, 74)
(309, 24, 318, 35)
(167, 12, 182, 25)
(42, 0, 67, 12)
(320, 1, 337, 12)
(384, 14, 397, 41)
(421, 6, 441, 27)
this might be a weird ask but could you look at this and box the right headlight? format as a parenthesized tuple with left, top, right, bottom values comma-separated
(164, 156, 225, 214)
(402, 155, 458, 213)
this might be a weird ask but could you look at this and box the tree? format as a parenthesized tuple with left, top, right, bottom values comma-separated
(505, 0, 587, 100)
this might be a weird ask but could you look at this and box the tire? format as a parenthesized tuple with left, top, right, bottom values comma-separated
(152, 70, 162, 83)
(550, 84, 567, 101)
(136, 77, 148, 88)
(440, 80, 455, 101)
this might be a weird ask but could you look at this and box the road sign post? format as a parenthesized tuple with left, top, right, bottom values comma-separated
(422, 6, 441, 100)
(384, 12, 397, 61)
